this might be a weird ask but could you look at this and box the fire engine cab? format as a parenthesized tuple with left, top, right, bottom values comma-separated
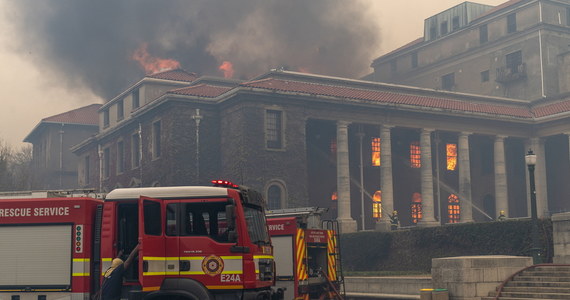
(0, 181, 280, 300)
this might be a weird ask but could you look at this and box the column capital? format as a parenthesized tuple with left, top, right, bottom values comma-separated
(421, 128, 435, 133)
(459, 132, 473, 137)
(495, 135, 508, 141)
(337, 120, 351, 127)
(380, 124, 395, 129)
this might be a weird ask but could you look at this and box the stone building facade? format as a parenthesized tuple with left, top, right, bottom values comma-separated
(24, 104, 101, 190)
(368, 0, 570, 101)
(71, 68, 570, 233)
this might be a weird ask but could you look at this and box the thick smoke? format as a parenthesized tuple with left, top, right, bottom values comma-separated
(6, 0, 381, 100)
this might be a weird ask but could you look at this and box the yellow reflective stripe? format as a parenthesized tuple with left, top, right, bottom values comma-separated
(220, 256, 242, 260)
(73, 258, 90, 262)
(180, 271, 206, 275)
(253, 255, 274, 259)
(142, 272, 166, 276)
(142, 286, 160, 292)
(221, 270, 243, 274)
(206, 285, 243, 290)
(102, 258, 112, 261)
(180, 256, 206, 260)
(143, 257, 167, 261)
(72, 273, 90, 276)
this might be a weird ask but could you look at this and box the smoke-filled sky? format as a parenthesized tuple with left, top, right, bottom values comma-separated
(0, 0, 505, 148)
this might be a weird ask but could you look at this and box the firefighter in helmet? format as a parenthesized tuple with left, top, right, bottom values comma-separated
(390, 210, 400, 230)
(498, 210, 506, 221)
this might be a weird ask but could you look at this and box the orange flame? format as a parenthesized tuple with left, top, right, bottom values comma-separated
(132, 43, 180, 74)
(446, 143, 457, 171)
(218, 61, 234, 78)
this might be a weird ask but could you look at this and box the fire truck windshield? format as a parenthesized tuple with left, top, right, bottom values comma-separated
(243, 204, 270, 245)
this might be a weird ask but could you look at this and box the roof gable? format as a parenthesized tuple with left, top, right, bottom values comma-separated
(43, 103, 102, 125)
(146, 69, 198, 82)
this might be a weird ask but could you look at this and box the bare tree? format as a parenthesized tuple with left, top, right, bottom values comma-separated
(0, 140, 33, 191)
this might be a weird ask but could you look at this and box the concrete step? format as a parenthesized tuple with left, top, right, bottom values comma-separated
(498, 291, 570, 298)
(507, 280, 570, 288)
(514, 275, 570, 282)
(502, 286, 570, 293)
(533, 266, 570, 272)
(481, 297, 561, 300)
(520, 270, 570, 277)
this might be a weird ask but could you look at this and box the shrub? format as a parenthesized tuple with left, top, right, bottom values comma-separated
(340, 219, 552, 273)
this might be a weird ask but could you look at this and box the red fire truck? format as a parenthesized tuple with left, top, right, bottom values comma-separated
(0, 181, 280, 300)
(266, 208, 344, 300)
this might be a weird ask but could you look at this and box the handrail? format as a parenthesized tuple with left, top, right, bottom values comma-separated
(493, 264, 570, 300)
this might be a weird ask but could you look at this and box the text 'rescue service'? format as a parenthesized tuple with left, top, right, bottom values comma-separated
(0, 207, 70, 218)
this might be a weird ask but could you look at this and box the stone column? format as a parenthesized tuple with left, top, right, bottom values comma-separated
(458, 132, 474, 222)
(526, 138, 548, 218)
(336, 121, 357, 233)
(494, 135, 509, 218)
(376, 125, 394, 231)
(418, 128, 438, 227)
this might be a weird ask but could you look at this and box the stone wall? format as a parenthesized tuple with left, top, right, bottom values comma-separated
(431, 256, 532, 300)
(552, 212, 570, 264)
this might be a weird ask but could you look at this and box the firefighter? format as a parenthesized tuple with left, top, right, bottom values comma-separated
(498, 210, 506, 221)
(100, 243, 140, 300)
(390, 211, 400, 230)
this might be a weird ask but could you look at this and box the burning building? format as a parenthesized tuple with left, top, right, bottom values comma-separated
(67, 65, 570, 233)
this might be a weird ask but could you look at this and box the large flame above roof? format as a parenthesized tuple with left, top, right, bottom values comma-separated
(132, 43, 181, 75)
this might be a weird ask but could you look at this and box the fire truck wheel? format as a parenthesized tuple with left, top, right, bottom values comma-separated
(157, 278, 214, 300)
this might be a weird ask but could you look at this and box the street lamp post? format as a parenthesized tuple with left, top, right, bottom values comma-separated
(525, 149, 541, 264)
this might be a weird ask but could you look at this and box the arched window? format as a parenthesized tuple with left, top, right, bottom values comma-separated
(267, 185, 282, 210)
(448, 194, 460, 223)
(372, 190, 382, 219)
(265, 180, 287, 210)
(410, 141, 421, 168)
(411, 192, 423, 223)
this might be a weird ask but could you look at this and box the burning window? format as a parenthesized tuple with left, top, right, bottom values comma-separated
(411, 192, 422, 224)
(446, 143, 457, 171)
(373, 190, 382, 219)
(410, 141, 421, 168)
(371, 137, 381, 166)
(331, 191, 337, 201)
(266, 110, 283, 149)
(448, 194, 460, 223)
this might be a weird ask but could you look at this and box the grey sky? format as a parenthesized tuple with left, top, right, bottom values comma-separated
(0, 0, 504, 149)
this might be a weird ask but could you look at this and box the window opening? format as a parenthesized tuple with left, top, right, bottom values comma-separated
(117, 99, 124, 121)
(143, 200, 162, 236)
(267, 185, 282, 210)
(166, 201, 233, 243)
(131, 133, 140, 168)
(507, 13, 517, 33)
(411, 52, 418, 68)
(446, 143, 457, 171)
(373, 190, 382, 219)
(440, 21, 448, 35)
(448, 194, 460, 223)
(331, 191, 337, 201)
(506, 51, 522, 74)
(452, 16, 460, 30)
(152, 121, 161, 159)
(266, 110, 283, 149)
(479, 24, 488, 44)
(410, 141, 421, 168)
(117, 140, 125, 174)
(411, 192, 422, 224)
(441, 73, 455, 91)
(371, 137, 381, 166)
(103, 110, 110, 128)
(132, 89, 140, 110)
(481, 70, 489, 82)
(103, 147, 110, 178)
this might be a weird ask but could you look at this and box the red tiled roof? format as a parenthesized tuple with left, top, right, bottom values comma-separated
(147, 69, 198, 82)
(532, 99, 570, 118)
(169, 84, 233, 98)
(43, 103, 102, 125)
(241, 78, 534, 118)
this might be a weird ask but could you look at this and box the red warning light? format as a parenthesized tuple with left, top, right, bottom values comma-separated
(211, 179, 239, 188)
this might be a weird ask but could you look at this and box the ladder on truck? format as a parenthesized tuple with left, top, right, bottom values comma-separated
(323, 219, 345, 299)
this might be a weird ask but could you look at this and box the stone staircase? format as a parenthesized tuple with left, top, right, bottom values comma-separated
(482, 265, 570, 300)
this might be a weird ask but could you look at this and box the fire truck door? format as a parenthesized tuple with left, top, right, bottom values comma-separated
(138, 197, 166, 292)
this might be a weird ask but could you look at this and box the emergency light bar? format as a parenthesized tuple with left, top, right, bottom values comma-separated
(211, 179, 239, 188)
